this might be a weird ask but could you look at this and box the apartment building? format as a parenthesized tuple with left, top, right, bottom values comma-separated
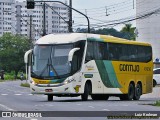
(0, 0, 69, 40)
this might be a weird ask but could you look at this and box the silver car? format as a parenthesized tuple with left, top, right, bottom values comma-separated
(153, 68, 160, 87)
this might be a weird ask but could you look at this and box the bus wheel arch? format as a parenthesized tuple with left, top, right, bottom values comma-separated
(81, 80, 92, 101)
(133, 81, 142, 100)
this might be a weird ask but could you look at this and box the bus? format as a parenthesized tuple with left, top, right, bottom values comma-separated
(24, 33, 153, 101)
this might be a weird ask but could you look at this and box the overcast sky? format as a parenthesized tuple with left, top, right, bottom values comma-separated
(18, 0, 136, 30)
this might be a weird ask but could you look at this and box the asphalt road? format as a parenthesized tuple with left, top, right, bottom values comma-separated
(0, 80, 160, 120)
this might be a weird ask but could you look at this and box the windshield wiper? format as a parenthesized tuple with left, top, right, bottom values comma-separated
(39, 58, 60, 79)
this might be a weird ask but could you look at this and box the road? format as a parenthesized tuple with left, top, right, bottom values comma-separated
(0, 80, 160, 120)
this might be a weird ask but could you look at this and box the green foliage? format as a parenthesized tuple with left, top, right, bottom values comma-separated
(76, 25, 136, 40)
(120, 24, 136, 40)
(154, 101, 160, 106)
(4, 73, 15, 80)
(0, 33, 30, 78)
(20, 82, 30, 87)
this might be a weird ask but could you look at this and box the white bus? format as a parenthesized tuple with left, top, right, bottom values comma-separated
(24, 33, 153, 101)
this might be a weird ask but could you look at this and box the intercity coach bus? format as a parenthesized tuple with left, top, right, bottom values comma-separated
(24, 33, 153, 101)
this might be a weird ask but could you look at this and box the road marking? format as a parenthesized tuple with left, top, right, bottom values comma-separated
(0, 104, 14, 111)
(88, 106, 94, 108)
(28, 94, 33, 96)
(77, 103, 81, 105)
(35, 105, 44, 107)
(1, 94, 8, 95)
(14, 94, 22, 96)
(103, 109, 110, 111)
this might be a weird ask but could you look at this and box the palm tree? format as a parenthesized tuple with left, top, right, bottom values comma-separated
(121, 24, 136, 40)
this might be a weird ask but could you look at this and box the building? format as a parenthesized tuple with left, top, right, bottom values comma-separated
(0, 0, 69, 40)
(0, 0, 15, 35)
(136, 0, 160, 63)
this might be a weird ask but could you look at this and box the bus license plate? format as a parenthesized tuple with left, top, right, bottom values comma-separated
(45, 89, 53, 92)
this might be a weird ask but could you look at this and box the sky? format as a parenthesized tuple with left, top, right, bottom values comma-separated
(18, 0, 136, 31)
(71, 0, 136, 31)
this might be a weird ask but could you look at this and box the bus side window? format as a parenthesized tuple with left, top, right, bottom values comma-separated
(144, 46, 152, 62)
(108, 43, 119, 61)
(94, 42, 106, 60)
(85, 41, 94, 62)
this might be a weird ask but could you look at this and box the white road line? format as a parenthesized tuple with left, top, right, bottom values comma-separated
(14, 94, 22, 96)
(0, 104, 14, 111)
(1, 94, 8, 95)
(28, 94, 33, 96)
(88, 106, 95, 108)
(77, 103, 82, 105)
(103, 109, 110, 111)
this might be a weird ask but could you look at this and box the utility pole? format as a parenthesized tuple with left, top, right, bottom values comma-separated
(29, 15, 32, 48)
(42, 2, 46, 36)
(69, 0, 72, 32)
(105, 6, 109, 16)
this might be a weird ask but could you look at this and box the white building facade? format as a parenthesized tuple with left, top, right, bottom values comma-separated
(0, 0, 69, 40)
(136, 0, 160, 62)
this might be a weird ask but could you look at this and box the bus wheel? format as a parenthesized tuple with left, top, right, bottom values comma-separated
(91, 94, 109, 100)
(81, 83, 90, 101)
(120, 83, 134, 100)
(133, 84, 142, 100)
(153, 79, 157, 87)
(48, 95, 53, 101)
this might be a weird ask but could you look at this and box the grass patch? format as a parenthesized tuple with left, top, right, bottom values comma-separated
(20, 82, 30, 88)
(153, 101, 160, 106)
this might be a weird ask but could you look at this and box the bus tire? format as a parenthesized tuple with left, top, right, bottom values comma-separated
(48, 95, 53, 101)
(153, 79, 157, 87)
(81, 83, 90, 101)
(133, 83, 142, 100)
(120, 83, 134, 100)
(91, 94, 109, 100)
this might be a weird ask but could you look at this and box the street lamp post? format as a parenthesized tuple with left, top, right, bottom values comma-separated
(32, 1, 90, 33)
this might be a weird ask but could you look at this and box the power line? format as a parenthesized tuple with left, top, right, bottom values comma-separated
(73, 7, 160, 29)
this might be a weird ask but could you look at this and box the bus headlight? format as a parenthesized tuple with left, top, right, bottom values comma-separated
(30, 80, 36, 85)
(63, 77, 74, 85)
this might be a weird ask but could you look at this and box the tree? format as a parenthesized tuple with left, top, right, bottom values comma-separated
(0, 33, 30, 79)
(120, 24, 136, 40)
(76, 27, 134, 39)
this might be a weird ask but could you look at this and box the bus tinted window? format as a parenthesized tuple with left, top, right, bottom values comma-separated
(86, 41, 152, 63)
(107, 43, 152, 63)
(86, 41, 94, 61)
(86, 41, 108, 62)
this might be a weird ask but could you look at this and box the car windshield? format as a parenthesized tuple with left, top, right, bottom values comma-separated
(32, 44, 73, 79)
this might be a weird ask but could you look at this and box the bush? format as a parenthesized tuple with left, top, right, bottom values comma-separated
(154, 101, 160, 106)
(1, 71, 26, 80)
(20, 82, 30, 87)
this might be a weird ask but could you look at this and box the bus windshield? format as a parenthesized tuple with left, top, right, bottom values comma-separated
(32, 44, 73, 79)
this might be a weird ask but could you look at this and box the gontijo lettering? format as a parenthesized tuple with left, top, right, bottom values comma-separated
(119, 64, 140, 72)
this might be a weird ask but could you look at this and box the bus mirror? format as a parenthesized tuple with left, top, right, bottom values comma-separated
(68, 48, 80, 62)
(24, 49, 32, 64)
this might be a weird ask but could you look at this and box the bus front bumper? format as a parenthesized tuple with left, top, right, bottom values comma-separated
(30, 82, 81, 95)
